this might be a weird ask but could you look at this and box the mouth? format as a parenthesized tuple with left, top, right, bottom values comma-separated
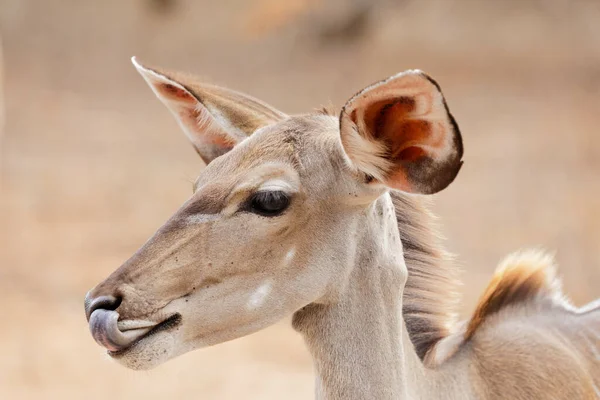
(89, 310, 181, 356)
(110, 313, 182, 356)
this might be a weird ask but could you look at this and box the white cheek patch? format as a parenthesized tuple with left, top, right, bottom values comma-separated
(246, 281, 273, 310)
(184, 214, 220, 225)
(284, 248, 296, 265)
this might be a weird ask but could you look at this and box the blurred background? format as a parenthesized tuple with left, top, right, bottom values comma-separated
(0, 0, 599, 398)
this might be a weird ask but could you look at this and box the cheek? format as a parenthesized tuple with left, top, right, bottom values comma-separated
(205, 216, 296, 269)
(153, 267, 203, 301)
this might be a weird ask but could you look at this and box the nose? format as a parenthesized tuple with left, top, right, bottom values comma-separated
(85, 290, 150, 352)
(84, 292, 121, 321)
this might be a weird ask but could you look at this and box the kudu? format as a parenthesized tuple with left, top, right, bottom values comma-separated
(85, 58, 600, 399)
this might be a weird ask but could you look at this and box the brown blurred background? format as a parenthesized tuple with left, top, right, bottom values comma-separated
(0, 0, 599, 398)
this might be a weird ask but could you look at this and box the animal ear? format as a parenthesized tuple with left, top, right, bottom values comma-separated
(132, 57, 287, 164)
(339, 70, 463, 194)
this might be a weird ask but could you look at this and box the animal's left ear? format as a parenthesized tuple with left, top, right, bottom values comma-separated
(339, 70, 463, 194)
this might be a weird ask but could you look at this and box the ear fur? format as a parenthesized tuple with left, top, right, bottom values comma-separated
(132, 57, 287, 164)
(339, 70, 463, 194)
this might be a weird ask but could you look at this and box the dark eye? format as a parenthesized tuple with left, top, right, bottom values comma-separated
(248, 191, 290, 217)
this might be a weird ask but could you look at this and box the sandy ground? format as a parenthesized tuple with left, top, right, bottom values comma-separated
(0, 1, 599, 398)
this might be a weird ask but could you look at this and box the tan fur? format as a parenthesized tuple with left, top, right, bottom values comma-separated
(466, 250, 562, 340)
(424, 250, 583, 368)
(84, 62, 599, 400)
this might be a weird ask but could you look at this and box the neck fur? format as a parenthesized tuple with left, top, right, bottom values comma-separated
(292, 193, 431, 399)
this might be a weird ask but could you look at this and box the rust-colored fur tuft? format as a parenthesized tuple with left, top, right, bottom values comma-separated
(465, 250, 561, 340)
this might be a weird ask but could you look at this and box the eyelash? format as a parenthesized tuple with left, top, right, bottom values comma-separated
(245, 191, 291, 217)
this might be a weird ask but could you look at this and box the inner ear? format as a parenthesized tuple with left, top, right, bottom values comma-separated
(366, 97, 445, 163)
(132, 57, 287, 165)
(341, 71, 463, 195)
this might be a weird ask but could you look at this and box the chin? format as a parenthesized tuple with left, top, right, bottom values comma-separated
(104, 318, 268, 371)
(108, 330, 179, 370)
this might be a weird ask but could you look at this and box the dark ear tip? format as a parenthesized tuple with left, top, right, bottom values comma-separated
(424, 158, 464, 195)
(407, 148, 463, 195)
(416, 71, 444, 94)
(420, 71, 465, 168)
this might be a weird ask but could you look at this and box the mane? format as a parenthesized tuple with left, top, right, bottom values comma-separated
(464, 249, 564, 340)
(392, 192, 571, 363)
(422, 249, 572, 367)
(392, 192, 461, 360)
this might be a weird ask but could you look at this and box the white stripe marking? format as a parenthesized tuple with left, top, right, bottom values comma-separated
(184, 214, 220, 225)
(247, 281, 272, 310)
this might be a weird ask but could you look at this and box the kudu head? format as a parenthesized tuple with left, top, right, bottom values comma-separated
(84, 57, 463, 370)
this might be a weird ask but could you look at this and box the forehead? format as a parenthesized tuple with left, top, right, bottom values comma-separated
(196, 114, 342, 187)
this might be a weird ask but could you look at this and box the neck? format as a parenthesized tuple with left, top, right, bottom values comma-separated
(292, 195, 429, 400)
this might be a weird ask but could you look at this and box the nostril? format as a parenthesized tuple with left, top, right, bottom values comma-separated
(85, 294, 122, 321)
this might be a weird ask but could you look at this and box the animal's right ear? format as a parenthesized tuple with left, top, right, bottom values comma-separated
(132, 57, 287, 164)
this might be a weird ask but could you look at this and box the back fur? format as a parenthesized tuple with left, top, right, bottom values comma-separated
(464, 249, 563, 340)
(423, 249, 570, 367)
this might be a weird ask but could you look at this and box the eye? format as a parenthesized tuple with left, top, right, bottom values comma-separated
(248, 191, 291, 217)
